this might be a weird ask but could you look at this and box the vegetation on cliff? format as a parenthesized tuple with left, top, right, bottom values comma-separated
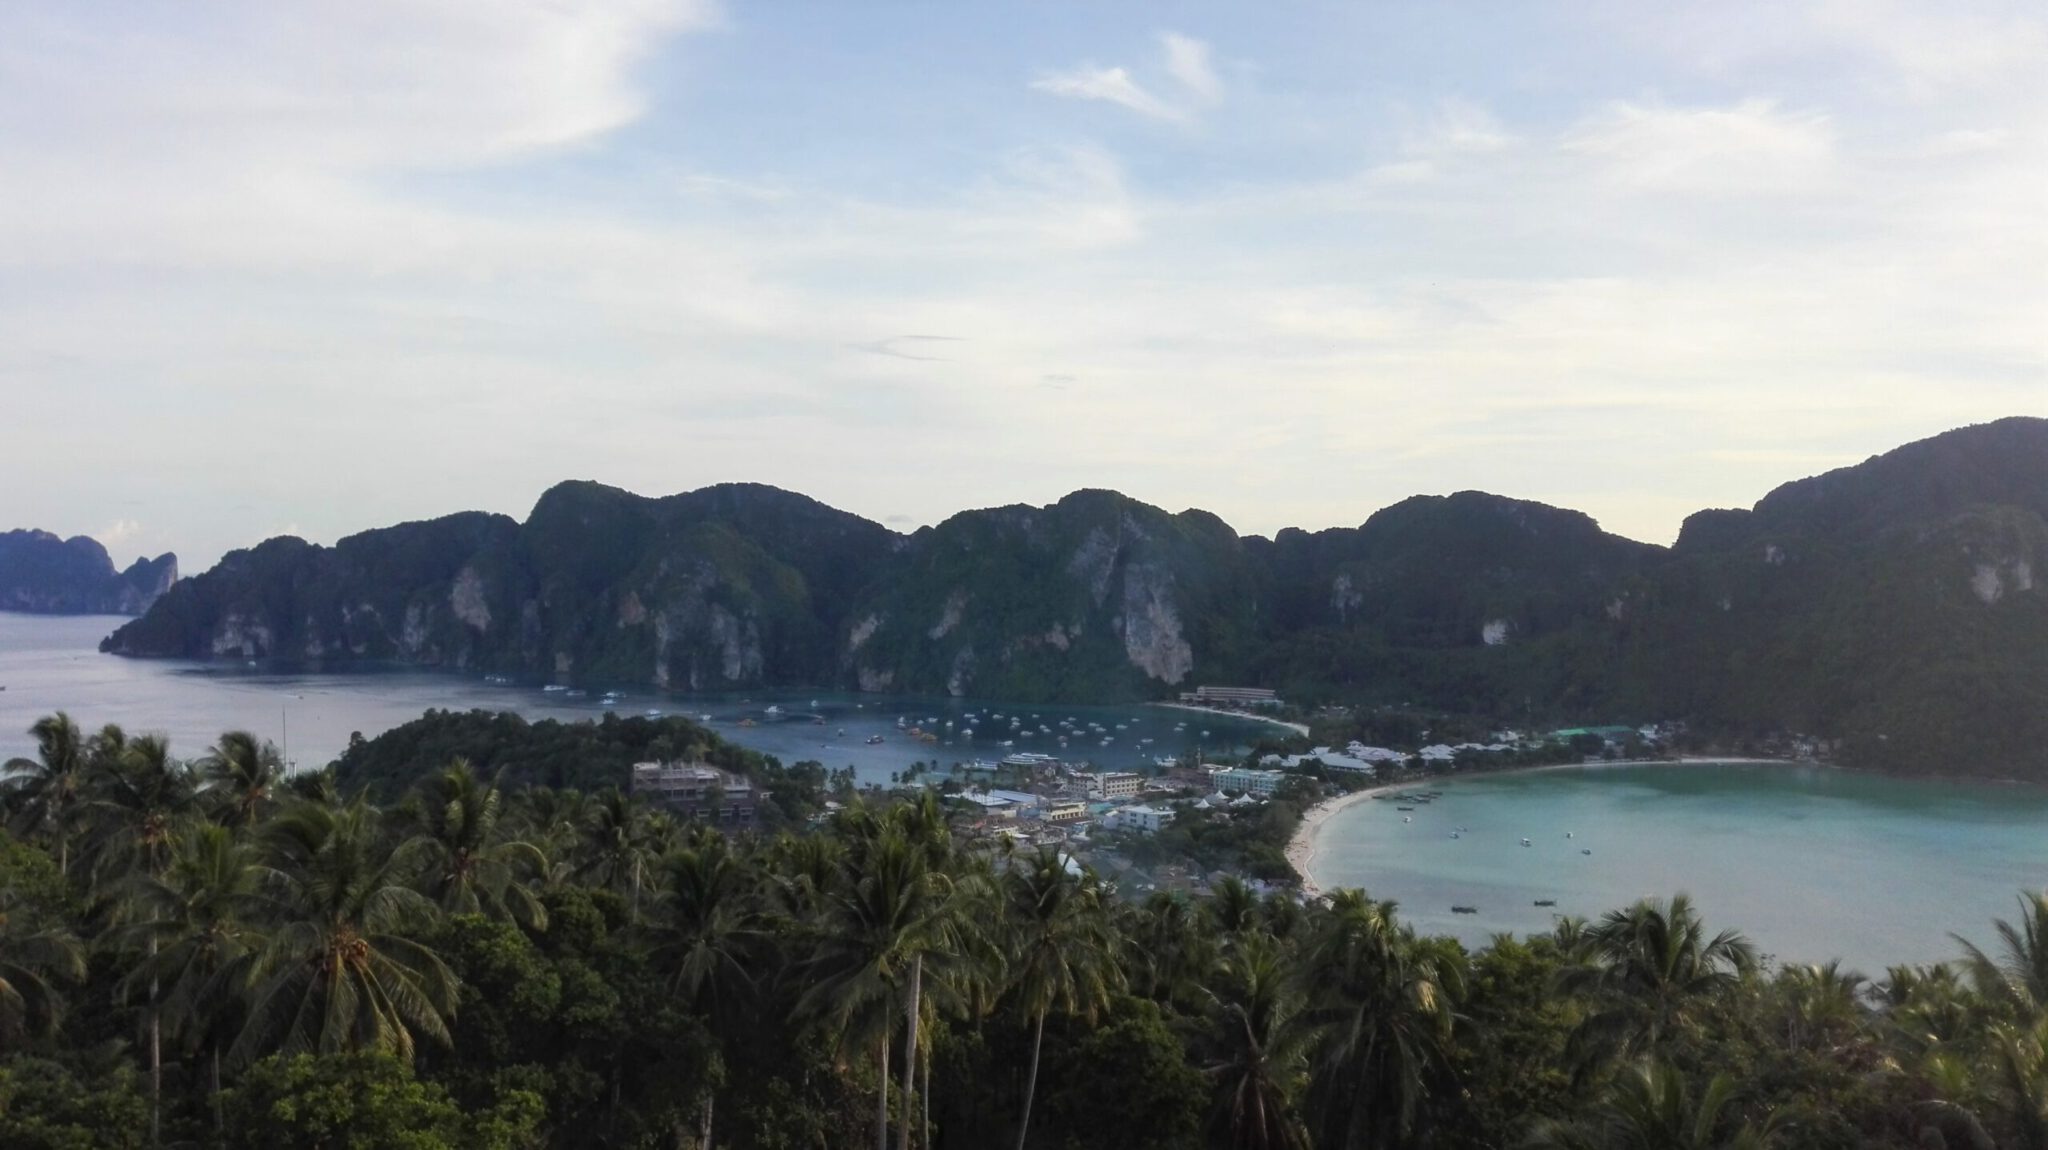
(100, 417, 2048, 778)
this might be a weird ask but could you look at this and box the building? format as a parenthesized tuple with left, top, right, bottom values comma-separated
(1090, 771, 1143, 799)
(1039, 801, 1090, 825)
(1214, 767, 1285, 796)
(1178, 685, 1282, 708)
(630, 761, 757, 826)
(1105, 804, 1175, 834)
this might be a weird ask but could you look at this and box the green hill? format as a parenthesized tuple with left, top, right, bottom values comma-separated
(102, 417, 2048, 778)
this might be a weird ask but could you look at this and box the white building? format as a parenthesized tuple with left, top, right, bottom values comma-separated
(1215, 767, 1286, 796)
(1106, 804, 1175, 834)
(1090, 771, 1143, 799)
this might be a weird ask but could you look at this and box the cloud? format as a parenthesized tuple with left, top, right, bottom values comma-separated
(853, 336, 964, 362)
(1031, 65, 1186, 122)
(1562, 99, 1838, 195)
(1161, 33, 1221, 102)
(99, 518, 142, 546)
(1031, 31, 1220, 123)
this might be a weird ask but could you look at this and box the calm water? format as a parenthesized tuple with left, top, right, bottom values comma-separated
(1311, 763, 2048, 971)
(0, 613, 1273, 786)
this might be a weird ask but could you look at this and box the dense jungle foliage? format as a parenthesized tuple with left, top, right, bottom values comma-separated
(7, 710, 2048, 1149)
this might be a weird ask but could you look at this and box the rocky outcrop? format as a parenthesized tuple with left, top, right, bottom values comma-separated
(0, 529, 176, 615)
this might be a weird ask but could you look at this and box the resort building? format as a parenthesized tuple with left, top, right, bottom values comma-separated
(1214, 767, 1286, 796)
(1039, 800, 1090, 825)
(1090, 771, 1143, 799)
(1178, 685, 1283, 708)
(1105, 804, 1175, 834)
(630, 761, 757, 826)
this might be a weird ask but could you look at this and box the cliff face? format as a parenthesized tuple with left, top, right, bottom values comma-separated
(0, 530, 177, 615)
(96, 417, 2048, 778)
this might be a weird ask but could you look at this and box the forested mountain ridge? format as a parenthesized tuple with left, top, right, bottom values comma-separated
(101, 417, 2048, 775)
(0, 529, 177, 614)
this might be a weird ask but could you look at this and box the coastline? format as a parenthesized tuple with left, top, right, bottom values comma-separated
(1286, 755, 1803, 898)
(1150, 701, 1311, 738)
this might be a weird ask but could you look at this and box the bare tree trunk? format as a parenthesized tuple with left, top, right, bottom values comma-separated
(898, 955, 922, 1150)
(149, 938, 161, 1147)
(211, 1044, 223, 1136)
(876, 1032, 891, 1150)
(699, 1092, 713, 1150)
(1013, 1009, 1046, 1150)
(921, 1039, 932, 1150)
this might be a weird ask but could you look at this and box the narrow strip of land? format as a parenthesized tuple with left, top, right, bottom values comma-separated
(1148, 701, 1311, 737)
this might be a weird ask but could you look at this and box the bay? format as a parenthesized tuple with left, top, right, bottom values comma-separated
(1308, 762, 2048, 971)
(0, 612, 1275, 786)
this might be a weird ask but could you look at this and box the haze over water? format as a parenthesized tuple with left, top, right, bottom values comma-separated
(1310, 763, 2048, 972)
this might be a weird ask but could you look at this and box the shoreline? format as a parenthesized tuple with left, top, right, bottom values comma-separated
(1149, 701, 1310, 738)
(1286, 755, 1804, 898)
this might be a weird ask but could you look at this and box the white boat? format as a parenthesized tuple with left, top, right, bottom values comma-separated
(543, 684, 569, 693)
(645, 709, 664, 718)
(1521, 838, 1532, 847)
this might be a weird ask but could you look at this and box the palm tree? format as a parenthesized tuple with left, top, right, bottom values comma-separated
(1562, 894, 1755, 1067)
(397, 759, 547, 927)
(1297, 889, 1465, 1148)
(201, 730, 283, 829)
(1203, 931, 1310, 1150)
(648, 832, 764, 1150)
(83, 732, 198, 888)
(1004, 846, 1122, 1150)
(3, 711, 90, 877)
(231, 799, 457, 1063)
(1525, 1059, 1786, 1149)
(1124, 891, 1217, 1010)
(114, 823, 273, 1138)
(0, 889, 85, 1053)
(1957, 892, 2048, 1021)
(1775, 960, 1868, 1054)
(579, 787, 660, 923)
(1208, 875, 1263, 939)
(796, 826, 963, 1150)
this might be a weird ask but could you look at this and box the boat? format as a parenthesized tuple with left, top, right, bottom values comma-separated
(1520, 838, 1532, 847)
(542, 684, 569, 693)
(1403, 816, 1412, 823)
(644, 709, 663, 718)
(837, 728, 847, 737)
(1449, 832, 1460, 839)
(1533, 899, 1557, 907)
(737, 718, 757, 728)
(765, 705, 782, 716)
(1451, 905, 1478, 915)
(1566, 831, 1574, 839)
(866, 734, 884, 745)
(1396, 806, 1414, 811)
(1581, 848, 1592, 856)
(698, 714, 711, 722)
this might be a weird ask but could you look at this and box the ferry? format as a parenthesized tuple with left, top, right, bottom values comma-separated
(866, 734, 885, 745)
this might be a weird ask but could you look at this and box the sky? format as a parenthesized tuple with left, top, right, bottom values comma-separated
(2, 1, 2044, 572)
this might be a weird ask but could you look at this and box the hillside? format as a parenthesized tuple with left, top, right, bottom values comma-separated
(0, 529, 177, 614)
(101, 417, 2048, 777)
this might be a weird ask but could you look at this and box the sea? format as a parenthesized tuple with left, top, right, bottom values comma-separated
(1309, 762, 2048, 972)
(0, 612, 1272, 788)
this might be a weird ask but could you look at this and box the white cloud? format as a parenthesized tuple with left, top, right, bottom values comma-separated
(1161, 32, 1221, 102)
(1562, 99, 1838, 195)
(1031, 65, 1186, 123)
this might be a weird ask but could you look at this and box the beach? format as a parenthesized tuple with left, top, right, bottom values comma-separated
(1151, 701, 1310, 738)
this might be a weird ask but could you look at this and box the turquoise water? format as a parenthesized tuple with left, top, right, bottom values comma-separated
(1310, 763, 2048, 971)
(0, 613, 1274, 786)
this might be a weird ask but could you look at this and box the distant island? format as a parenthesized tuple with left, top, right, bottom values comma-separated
(0, 529, 176, 615)
(100, 416, 2048, 780)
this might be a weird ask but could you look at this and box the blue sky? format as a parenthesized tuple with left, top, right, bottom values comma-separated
(3, 1, 2043, 570)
